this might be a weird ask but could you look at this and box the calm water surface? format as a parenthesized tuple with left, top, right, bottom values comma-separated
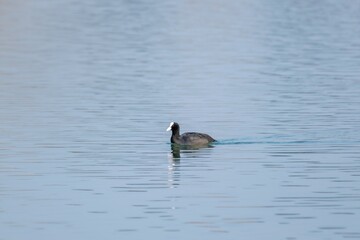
(1, 0, 360, 239)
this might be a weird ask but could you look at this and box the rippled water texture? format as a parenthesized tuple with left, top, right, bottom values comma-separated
(1, 0, 360, 239)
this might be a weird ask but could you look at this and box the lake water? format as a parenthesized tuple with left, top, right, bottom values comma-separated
(1, 0, 360, 239)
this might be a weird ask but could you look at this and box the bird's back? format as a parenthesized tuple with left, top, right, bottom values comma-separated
(179, 132, 216, 145)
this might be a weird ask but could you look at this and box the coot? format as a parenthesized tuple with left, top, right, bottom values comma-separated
(166, 122, 216, 146)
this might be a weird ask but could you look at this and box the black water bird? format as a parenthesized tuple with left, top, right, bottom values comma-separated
(166, 122, 216, 146)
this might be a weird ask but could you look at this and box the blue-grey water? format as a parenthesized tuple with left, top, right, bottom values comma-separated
(1, 0, 360, 239)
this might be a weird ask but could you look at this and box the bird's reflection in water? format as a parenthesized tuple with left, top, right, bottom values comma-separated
(170, 144, 215, 160)
(167, 144, 215, 188)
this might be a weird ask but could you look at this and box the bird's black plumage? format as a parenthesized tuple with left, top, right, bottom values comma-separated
(166, 122, 216, 146)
